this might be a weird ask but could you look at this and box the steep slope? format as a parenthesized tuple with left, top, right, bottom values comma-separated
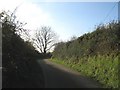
(52, 21, 119, 88)
(53, 21, 120, 60)
(2, 17, 44, 88)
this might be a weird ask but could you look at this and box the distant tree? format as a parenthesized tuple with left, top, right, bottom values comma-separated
(32, 26, 58, 54)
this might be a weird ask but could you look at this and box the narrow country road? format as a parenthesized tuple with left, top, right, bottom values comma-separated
(37, 59, 102, 88)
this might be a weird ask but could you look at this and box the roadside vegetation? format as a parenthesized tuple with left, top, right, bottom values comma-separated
(1, 9, 119, 88)
(51, 21, 120, 88)
(1, 11, 45, 88)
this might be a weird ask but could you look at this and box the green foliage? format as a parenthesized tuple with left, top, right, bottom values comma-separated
(52, 21, 120, 88)
(2, 11, 44, 88)
(51, 55, 119, 88)
(53, 21, 120, 60)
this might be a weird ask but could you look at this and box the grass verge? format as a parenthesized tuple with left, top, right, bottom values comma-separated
(50, 55, 119, 88)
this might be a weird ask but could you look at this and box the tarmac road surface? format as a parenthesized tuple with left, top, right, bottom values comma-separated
(37, 59, 102, 88)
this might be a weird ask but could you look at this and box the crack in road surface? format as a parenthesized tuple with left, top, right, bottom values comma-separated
(38, 59, 102, 88)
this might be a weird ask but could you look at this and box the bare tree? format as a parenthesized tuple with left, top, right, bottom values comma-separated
(32, 26, 58, 54)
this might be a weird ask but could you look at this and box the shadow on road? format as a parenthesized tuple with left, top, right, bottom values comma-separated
(37, 59, 102, 88)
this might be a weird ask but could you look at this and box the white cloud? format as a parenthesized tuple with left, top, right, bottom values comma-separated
(0, 0, 54, 37)
(0, 0, 24, 12)
(0, 0, 79, 41)
(16, 2, 52, 29)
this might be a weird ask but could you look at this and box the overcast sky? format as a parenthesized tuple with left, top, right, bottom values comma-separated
(0, 0, 118, 41)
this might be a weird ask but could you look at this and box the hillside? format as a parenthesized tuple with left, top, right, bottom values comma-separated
(2, 13, 44, 88)
(52, 21, 120, 88)
(53, 21, 120, 59)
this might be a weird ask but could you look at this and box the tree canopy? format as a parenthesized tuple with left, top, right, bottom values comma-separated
(53, 21, 120, 60)
(32, 26, 58, 54)
(1, 11, 44, 88)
